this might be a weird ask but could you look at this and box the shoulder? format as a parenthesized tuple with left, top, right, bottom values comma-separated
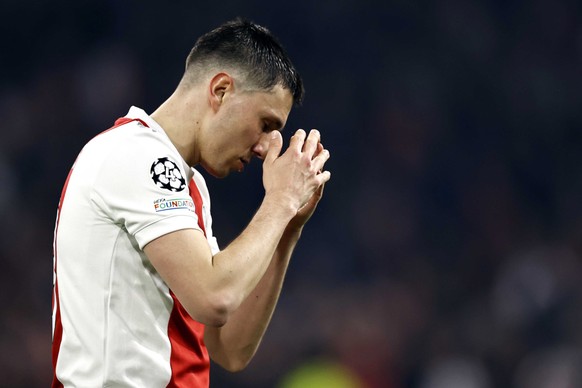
(76, 121, 189, 193)
(82, 121, 179, 169)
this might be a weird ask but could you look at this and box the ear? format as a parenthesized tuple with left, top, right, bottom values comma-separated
(208, 73, 233, 112)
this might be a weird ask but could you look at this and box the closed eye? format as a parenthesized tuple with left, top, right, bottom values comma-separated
(262, 121, 277, 133)
(262, 118, 284, 133)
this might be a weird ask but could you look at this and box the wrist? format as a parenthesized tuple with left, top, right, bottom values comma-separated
(283, 223, 303, 240)
(262, 193, 297, 221)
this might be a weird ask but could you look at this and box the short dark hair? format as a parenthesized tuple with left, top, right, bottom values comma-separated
(184, 18, 304, 105)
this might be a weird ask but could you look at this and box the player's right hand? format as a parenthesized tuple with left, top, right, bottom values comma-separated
(262, 128, 331, 214)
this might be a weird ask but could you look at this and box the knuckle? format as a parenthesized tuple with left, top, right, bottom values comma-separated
(290, 148, 302, 159)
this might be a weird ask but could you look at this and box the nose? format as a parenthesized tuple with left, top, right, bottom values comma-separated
(251, 132, 272, 160)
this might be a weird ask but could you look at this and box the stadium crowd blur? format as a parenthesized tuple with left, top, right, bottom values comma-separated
(1, 1, 581, 387)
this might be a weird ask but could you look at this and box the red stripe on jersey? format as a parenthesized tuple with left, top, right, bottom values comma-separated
(166, 179, 211, 387)
(51, 165, 74, 388)
(167, 293, 210, 387)
(112, 117, 148, 129)
(51, 116, 150, 387)
(51, 281, 64, 388)
(189, 179, 207, 235)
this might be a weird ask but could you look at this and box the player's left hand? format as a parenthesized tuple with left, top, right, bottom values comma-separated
(287, 141, 329, 231)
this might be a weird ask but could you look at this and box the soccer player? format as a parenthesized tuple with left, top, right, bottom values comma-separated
(51, 19, 331, 387)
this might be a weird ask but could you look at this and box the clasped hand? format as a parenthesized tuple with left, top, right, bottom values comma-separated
(262, 128, 331, 217)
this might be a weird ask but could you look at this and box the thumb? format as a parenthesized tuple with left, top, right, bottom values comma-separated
(265, 131, 283, 164)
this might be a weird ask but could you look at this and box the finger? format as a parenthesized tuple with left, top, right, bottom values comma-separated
(302, 129, 320, 158)
(289, 129, 306, 152)
(311, 183, 325, 201)
(313, 142, 324, 158)
(316, 170, 332, 185)
(265, 131, 283, 164)
(312, 148, 330, 173)
(302, 183, 325, 211)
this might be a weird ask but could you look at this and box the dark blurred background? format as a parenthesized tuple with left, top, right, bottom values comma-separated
(1, 0, 582, 387)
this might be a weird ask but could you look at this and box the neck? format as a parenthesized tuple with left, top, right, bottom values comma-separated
(151, 89, 202, 167)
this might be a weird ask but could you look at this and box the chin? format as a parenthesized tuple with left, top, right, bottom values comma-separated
(201, 163, 230, 179)
(212, 171, 230, 178)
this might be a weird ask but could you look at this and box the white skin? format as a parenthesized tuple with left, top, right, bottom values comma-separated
(144, 70, 331, 371)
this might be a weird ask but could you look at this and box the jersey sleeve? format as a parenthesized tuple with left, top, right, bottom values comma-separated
(90, 130, 202, 250)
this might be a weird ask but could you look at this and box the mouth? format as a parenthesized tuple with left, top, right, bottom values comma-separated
(237, 157, 249, 172)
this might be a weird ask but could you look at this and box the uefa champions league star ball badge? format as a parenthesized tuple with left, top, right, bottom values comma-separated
(150, 157, 187, 192)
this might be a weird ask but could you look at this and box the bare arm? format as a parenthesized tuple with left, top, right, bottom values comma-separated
(143, 129, 330, 327)
(204, 184, 325, 371)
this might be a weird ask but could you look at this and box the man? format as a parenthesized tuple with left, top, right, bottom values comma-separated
(51, 19, 331, 387)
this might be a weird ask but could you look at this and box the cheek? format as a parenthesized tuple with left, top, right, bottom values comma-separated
(242, 126, 262, 145)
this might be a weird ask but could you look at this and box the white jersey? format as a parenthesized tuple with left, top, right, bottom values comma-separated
(52, 107, 219, 387)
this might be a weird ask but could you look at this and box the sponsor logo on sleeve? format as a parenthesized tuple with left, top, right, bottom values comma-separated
(153, 198, 195, 213)
(150, 157, 187, 192)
